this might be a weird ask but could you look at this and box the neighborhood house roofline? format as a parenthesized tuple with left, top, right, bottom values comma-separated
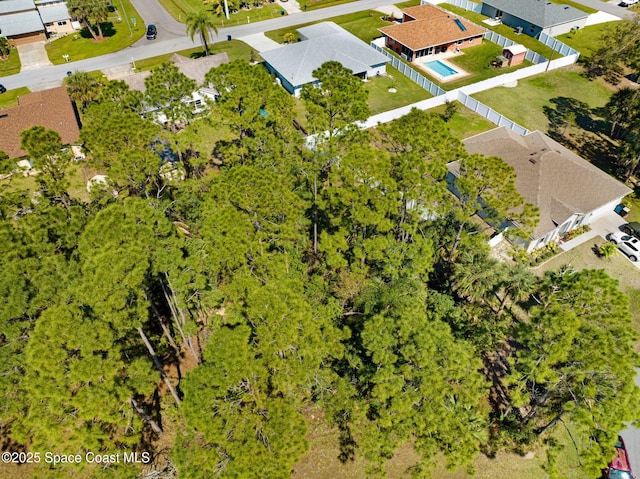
(38, 4, 71, 24)
(0, 0, 35, 15)
(0, 86, 80, 159)
(483, 0, 588, 28)
(460, 127, 631, 238)
(0, 10, 43, 36)
(260, 22, 389, 88)
(378, 14, 485, 51)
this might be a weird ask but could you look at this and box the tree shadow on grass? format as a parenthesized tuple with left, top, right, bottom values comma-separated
(79, 22, 117, 40)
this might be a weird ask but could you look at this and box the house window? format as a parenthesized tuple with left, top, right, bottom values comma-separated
(57, 21, 67, 26)
(468, 38, 473, 43)
(457, 39, 463, 45)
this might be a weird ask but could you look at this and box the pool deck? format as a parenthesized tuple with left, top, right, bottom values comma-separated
(414, 52, 470, 83)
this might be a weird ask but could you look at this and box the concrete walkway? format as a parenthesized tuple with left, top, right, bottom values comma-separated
(237, 33, 282, 52)
(374, 5, 403, 18)
(16, 42, 52, 71)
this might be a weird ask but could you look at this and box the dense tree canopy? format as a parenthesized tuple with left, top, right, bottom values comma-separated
(1, 60, 637, 479)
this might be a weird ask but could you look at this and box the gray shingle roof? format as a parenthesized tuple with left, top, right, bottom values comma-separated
(260, 22, 389, 89)
(0, 10, 43, 35)
(483, 0, 588, 28)
(38, 4, 70, 23)
(461, 127, 631, 238)
(0, 0, 35, 15)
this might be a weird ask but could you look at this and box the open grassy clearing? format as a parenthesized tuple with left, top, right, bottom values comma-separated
(472, 67, 612, 133)
(0, 50, 21, 77)
(132, 40, 259, 72)
(46, 0, 143, 64)
(300, 0, 357, 11)
(430, 102, 496, 139)
(365, 66, 432, 114)
(556, 22, 612, 57)
(440, 4, 556, 59)
(0, 87, 30, 109)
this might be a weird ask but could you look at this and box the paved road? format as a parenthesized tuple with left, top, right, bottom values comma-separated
(620, 369, 640, 474)
(128, 0, 185, 40)
(576, 0, 637, 17)
(1, 0, 395, 91)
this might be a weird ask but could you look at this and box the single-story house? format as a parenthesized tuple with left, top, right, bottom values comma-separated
(480, 0, 588, 38)
(0, 86, 81, 159)
(450, 127, 631, 252)
(35, 0, 74, 37)
(261, 22, 390, 97)
(0, 0, 45, 44)
(109, 52, 230, 122)
(378, 4, 486, 62)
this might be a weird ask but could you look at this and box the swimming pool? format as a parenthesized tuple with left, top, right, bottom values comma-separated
(423, 60, 459, 77)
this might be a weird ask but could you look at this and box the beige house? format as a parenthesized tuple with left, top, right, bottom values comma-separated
(452, 127, 631, 252)
(35, 0, 74, 36)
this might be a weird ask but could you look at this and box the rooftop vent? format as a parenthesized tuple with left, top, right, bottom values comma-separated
(529, 158, 537, 164)
(454, 18, 467, 31)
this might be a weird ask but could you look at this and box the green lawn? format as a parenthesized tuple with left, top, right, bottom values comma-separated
(156, 0, 286, 27)
(556, 22, 612, 57)
(365, 66, 432, 115)
(0, 87, 30, 109)
(440, 4, 557, 59)
(430, 102, 496, 139)
(0, 51, 21, 77)
(46, 0, 143, 64)
(133, 40, 259, 72)
(266, 10, 391, 44)
(299, 0, 357, 11)
(394, 0, 420, 8)
(472, 68, 612, 134)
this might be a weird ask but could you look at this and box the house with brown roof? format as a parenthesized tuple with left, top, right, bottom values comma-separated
(450, 127, 632, 252)
(0, 86, 81, 159)
(378, 4, 485, 62)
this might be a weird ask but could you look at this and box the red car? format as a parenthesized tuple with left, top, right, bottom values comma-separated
(607, 436, 636, 479)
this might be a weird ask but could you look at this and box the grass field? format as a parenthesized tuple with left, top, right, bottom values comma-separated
(365, 66, 432, 115)
(430, 102, 496, 139)
(300, 0, 357, 11)
(156, 0, 286, 27)
(472, 68, 612, 134)
(0, 87, 30, 108)
(556, 22, 612, 57)
(0, 50, 21, 77)
(46, 0, 143, 64)
(133, 40, 259, 72)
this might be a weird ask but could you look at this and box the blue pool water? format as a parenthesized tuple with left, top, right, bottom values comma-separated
(424, 60, 458, 77)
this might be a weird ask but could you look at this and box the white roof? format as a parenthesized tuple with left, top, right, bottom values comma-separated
(0, 10, 43, 36)
(39, 4, 70, 23)
(0, 0, 35, 14)
(261, 22, 389, 88)
(505, 44, 527, 55)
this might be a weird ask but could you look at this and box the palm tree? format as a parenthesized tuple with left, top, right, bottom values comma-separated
(63, 71, 101, 111)
(0, 37, 11, 60)
(186, 11, 218, 57)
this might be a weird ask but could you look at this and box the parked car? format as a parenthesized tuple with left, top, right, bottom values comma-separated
(621, 221, 640, 239)
(606, 436, 636, 479)
(607, 231, 640, 261)
(146, 24, 157, 40)
(0, 84, 6, 94)
(620, 0, 638, 6)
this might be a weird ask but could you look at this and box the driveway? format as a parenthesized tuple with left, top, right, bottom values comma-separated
(16, 42, 52, 71)
(128, 0, 185, 42)
(237, 33, 281, 52)
(573, 0, 637, 17)
(620, 369, 640, 476)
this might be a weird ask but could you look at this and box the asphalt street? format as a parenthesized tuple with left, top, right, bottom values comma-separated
(1, 0, 396, 91)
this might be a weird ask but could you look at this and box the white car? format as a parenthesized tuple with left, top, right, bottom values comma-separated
(621, 0, 638, 6)
(607, 231, 640, 261)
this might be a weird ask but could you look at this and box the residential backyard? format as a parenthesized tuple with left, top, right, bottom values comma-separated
(46, 0, 144, 64)
(365, 66, 432, 115)
(0, 87, 29, 108)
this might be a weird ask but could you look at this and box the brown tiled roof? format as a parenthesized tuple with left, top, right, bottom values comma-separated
(0, 86, 80, 159)
(379, 4, 485, 51)
(461, 127, 631, 238)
